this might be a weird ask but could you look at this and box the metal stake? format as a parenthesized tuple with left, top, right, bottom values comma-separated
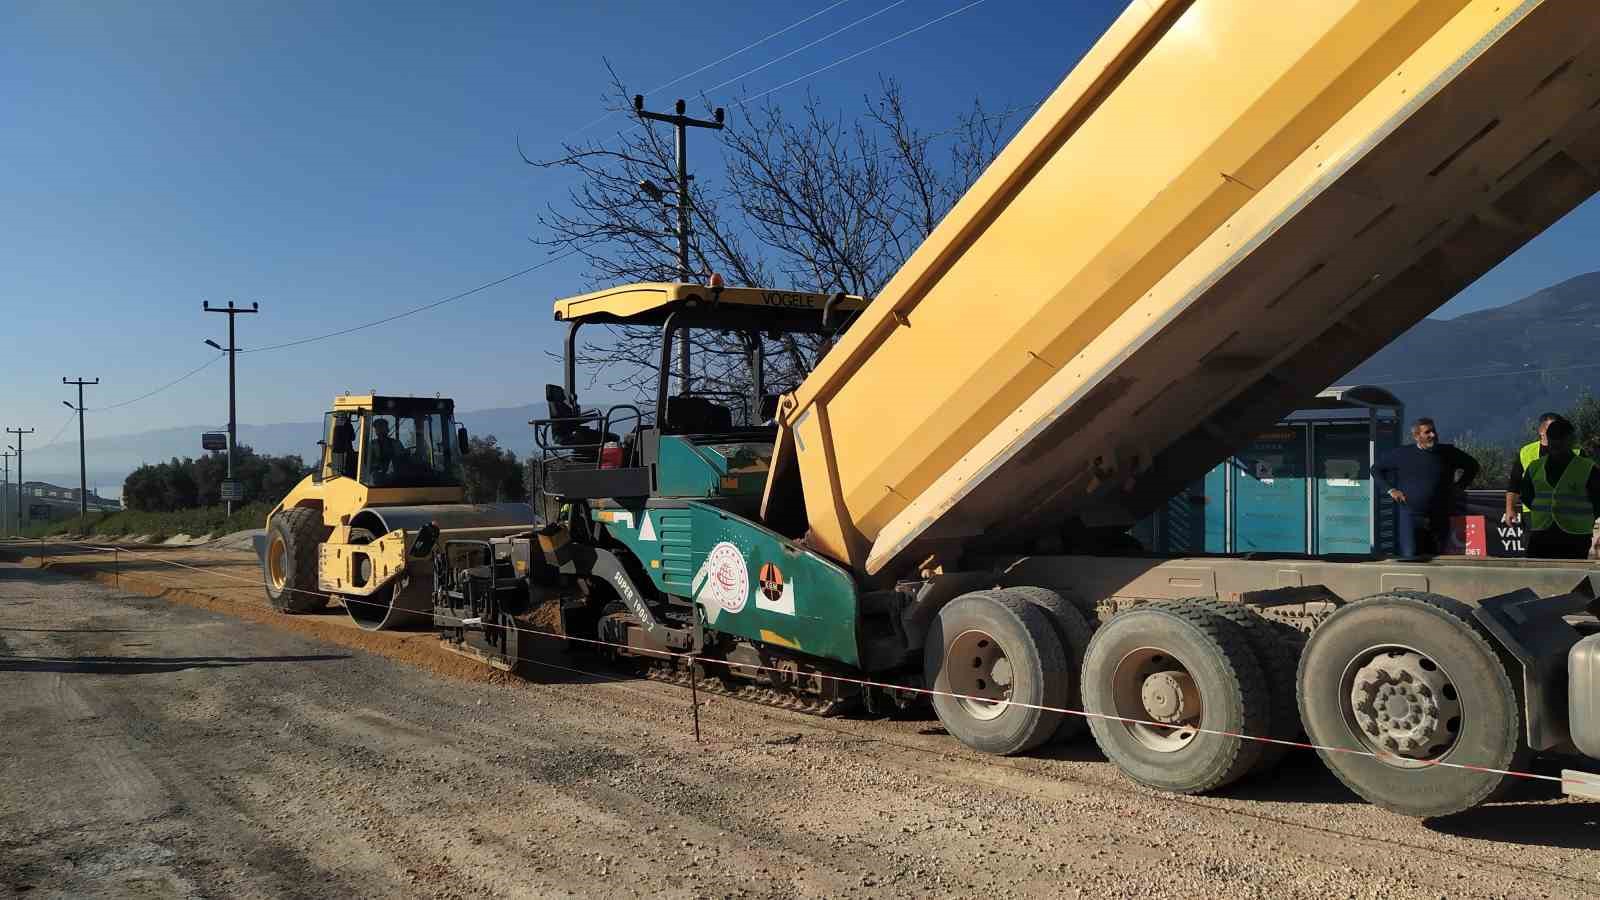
(689, 655, 702, 743)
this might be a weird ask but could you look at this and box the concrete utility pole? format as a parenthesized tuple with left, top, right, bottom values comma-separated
(63, 377, 98, 530)
(204, 301, 259, 516)
(633, 95, 725, 394)
(7, 427, 34, 535)
(1, 449, 13, 539)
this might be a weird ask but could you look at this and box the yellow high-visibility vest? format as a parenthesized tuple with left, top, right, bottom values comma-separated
(1519, 441, 1585, 512)
(1527, 455, 1597, 535)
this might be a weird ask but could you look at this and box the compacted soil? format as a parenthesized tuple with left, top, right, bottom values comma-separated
(2, 542, 1598, 899)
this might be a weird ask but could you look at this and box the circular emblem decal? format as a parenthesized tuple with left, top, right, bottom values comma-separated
(758, 562, 784, 604)
(698, 542, 749, 614)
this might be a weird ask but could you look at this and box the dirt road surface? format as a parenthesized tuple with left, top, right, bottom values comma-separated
(3, 544, 1600, 899)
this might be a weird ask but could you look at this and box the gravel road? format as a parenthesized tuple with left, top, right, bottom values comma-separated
(2, 552, 1599, 899)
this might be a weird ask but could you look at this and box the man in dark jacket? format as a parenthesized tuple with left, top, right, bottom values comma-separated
(1516, 416, 1600, 559)
(1373, 417, 1479, 558)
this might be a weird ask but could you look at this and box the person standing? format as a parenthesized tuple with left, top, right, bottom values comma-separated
(1373, 417, 1480, 558)
(1503, 412, 1571, 525)
(1517, 417, 1600, 559)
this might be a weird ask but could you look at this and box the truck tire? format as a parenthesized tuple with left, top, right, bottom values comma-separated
(263, 507, 329, 613)
(1190, 599, 1302, 773)
(1003, 586, 1094, 742)
(924, 589, 1070, 755)
(1297, 591, 1529, 818)
(1082, 602, 1270, 794)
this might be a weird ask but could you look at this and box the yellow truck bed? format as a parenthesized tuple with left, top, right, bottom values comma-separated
(763, 0, 1600, 577)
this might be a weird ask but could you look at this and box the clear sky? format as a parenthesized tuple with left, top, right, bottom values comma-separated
(4, 0, 1599, 455)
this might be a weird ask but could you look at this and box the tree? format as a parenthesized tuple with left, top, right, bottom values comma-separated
(1455, 432, 1513, 490)
(121, 449, 309, 512)
(1566, 390, 1600, 454)
(527, 74, 1019, 409)
(461, 435, 526, 503)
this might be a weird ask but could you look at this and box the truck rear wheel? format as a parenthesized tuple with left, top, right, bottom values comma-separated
(924, 590, 1070, 755)
(1004, 586, 1095, 742)
(1297, 592, 1529, 818)
(263, 507, 329, 613)
(1082, 602, 1270, 794)
(1190, 599, 1302, 773)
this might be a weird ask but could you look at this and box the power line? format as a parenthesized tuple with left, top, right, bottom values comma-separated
(700, 0, 908, 97)
(39, 253, 573, 419)
(732, 0, 991, 109)
(241, 250, 578, 354)
(538, 0, 912, 165)
(39, 411, 78, 450)
(86, 353, 225, 412)
(564, 0, 857, 141)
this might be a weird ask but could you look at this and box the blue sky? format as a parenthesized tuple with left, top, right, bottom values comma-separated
(4, 0, 1599, 454)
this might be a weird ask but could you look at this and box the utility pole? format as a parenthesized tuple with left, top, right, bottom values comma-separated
(1, 450, 12, 539)
(633, 95, 725, 394)
(63, 377, 98, 530)
(7, 428, 33, 535)
(204, 300, 259, 516)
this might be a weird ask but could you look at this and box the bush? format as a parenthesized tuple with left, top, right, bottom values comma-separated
(21, 501, 276, 542)
(123, 446, 307, 512)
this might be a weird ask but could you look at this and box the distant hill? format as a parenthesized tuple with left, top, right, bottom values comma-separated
(1346, 271, 1600, 447)
(22, 401, 558, 500)
(23, 274, 1600, 497)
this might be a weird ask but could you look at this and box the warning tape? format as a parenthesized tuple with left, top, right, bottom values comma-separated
(9, 537, 1599, 793)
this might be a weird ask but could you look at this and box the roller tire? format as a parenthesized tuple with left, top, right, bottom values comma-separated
(1190, 599, 1302, 772)
(1083, 602, 1270, 794)
(1003, 586, 1095, 742)
(924, 590, 1070, 756)
(1297, 591, 1529, 818)
(263, 507, 329, 613)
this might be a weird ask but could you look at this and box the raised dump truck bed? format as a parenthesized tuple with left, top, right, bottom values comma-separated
(764, 0, 1600, 580)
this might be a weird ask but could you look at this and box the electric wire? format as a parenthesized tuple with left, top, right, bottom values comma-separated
(563, 0, 857, 140)
(36, 1, 998, 415)
(730, 0, 991, 110)
(239, 249, 579, 355)
(698, 0, 908, 98)
(34, 411, 78, 452)
(85, 353, 226, 413)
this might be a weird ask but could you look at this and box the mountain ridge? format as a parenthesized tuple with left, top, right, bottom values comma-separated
(23, 273, 1600, 496)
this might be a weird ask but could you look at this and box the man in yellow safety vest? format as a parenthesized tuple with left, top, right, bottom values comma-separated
(1516, 417, 1600, 559)
(1504, 412, 1569, 524)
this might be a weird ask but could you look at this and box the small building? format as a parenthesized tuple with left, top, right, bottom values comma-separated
(1133, 385, 1403, 556)
(3, 481, 122, 526)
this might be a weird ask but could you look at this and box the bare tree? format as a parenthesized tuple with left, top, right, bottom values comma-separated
(526, 72, 1019, 414)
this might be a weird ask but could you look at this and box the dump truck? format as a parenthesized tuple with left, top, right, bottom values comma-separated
(421, 0, 1600, 818)
(259, 393, 532, 631)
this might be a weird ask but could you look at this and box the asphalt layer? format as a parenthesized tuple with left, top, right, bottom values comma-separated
(2, 552, 1599, 898)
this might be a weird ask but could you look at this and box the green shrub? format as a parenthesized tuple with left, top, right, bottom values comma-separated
(20, 501, 276, 543)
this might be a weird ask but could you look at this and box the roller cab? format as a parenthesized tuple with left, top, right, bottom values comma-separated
(260, 394, 533, 629)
